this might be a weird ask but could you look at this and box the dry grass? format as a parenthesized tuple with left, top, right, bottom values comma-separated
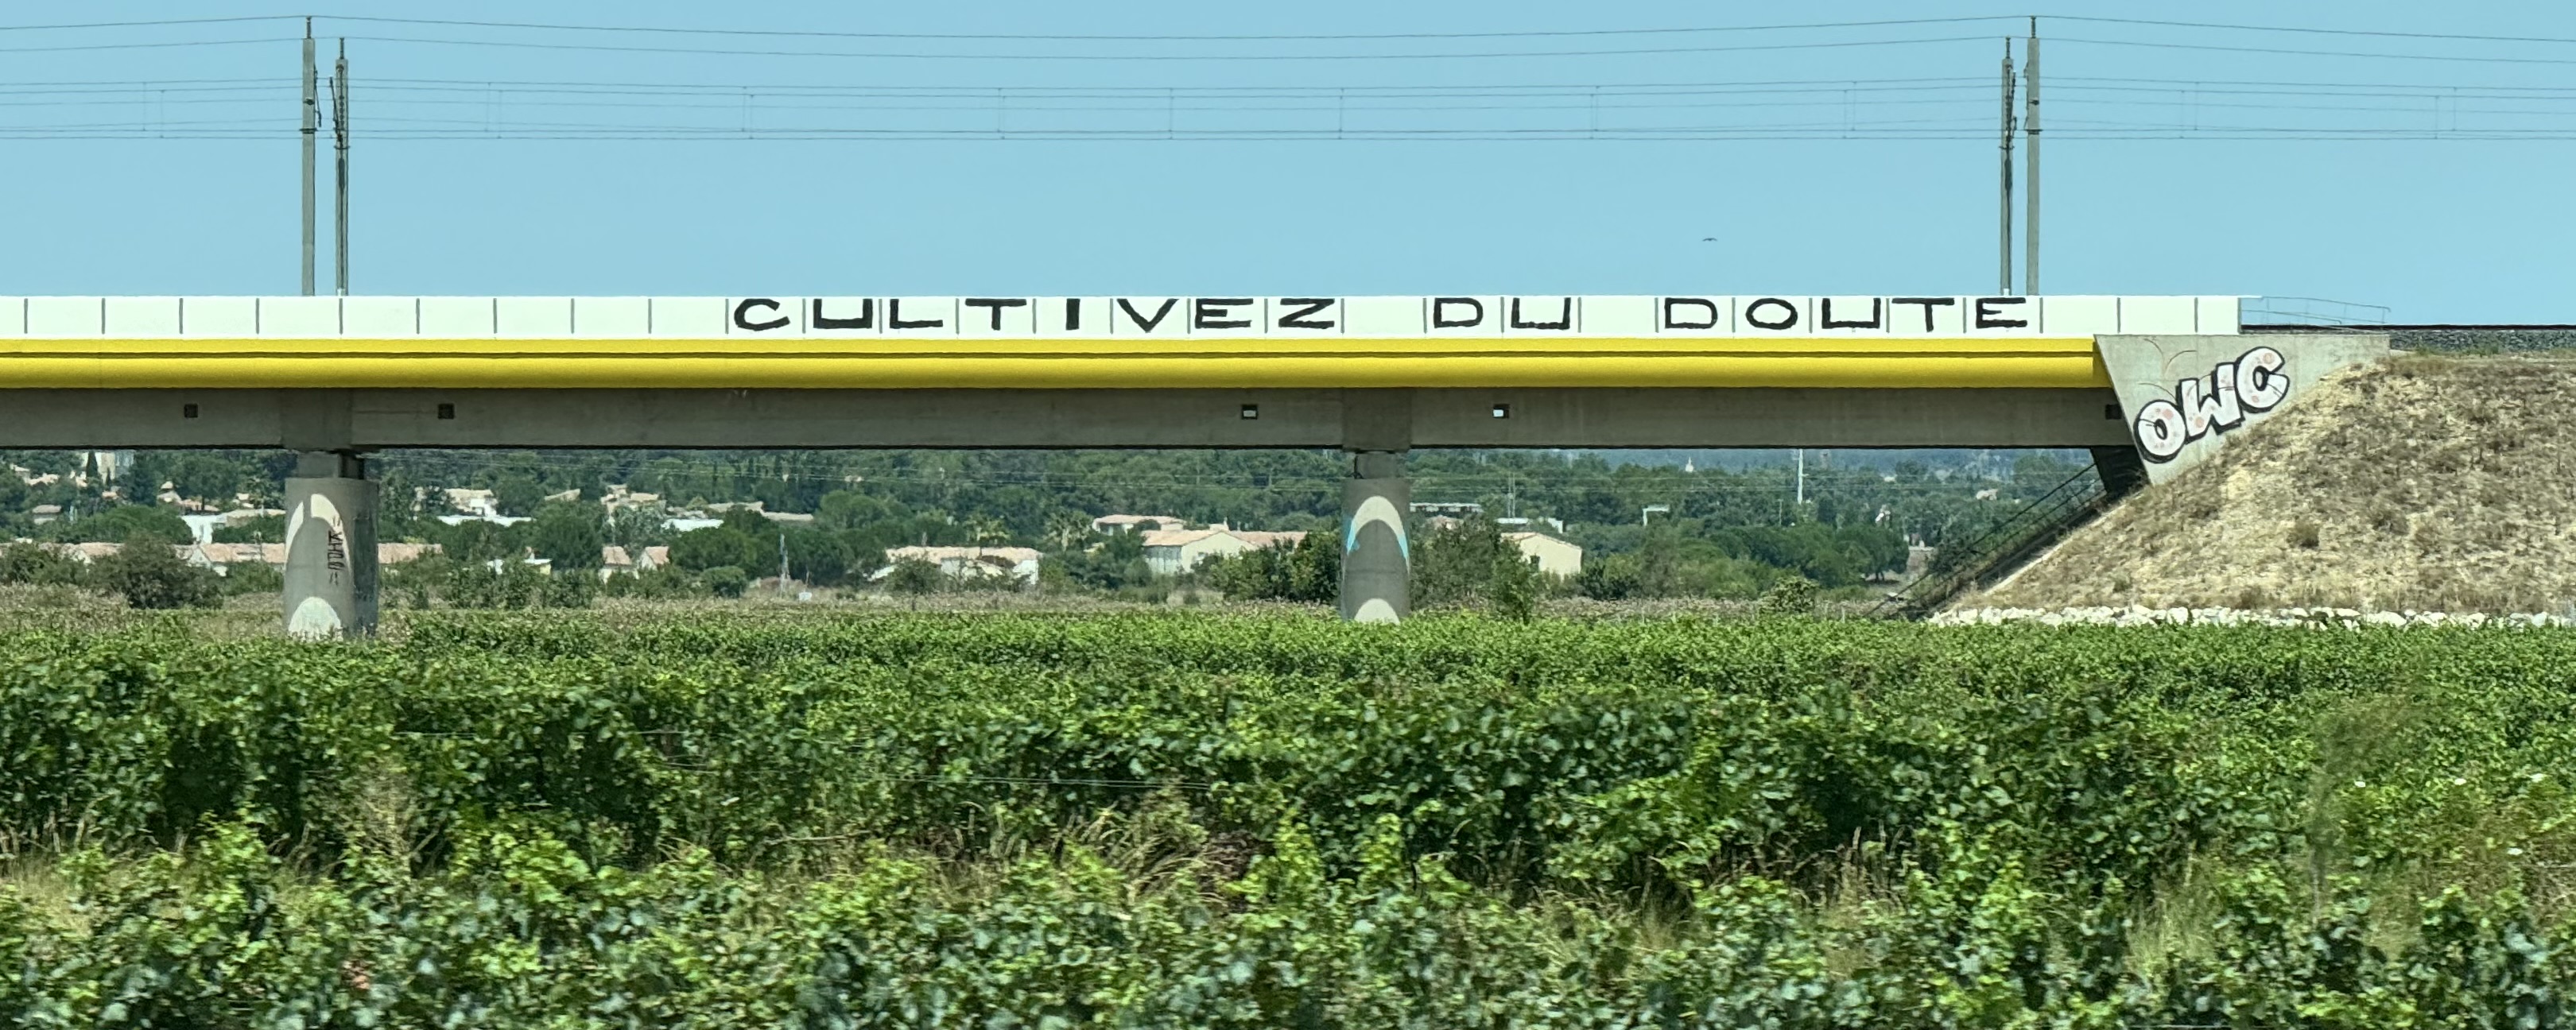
(1981, 354, 2576, 614)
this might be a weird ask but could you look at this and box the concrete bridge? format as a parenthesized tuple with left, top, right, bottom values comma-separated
(0, 293, 2384, 633)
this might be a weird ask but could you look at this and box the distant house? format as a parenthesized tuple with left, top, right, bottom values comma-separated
(1092, 513, 1185, 535)
(443, 487, 499, 517)
(1502, 532, 1583, 577)
(180, 541, 439, 576)
(879, 545, 1043, 585)
(1409, 501, 1484, 518)
(378, 543, 440, 566)
(30, 504, 61, 525)
(599, 544, 673, 579)
(1232, 530, 1308, 552)
(38, 541, 123, 563)
(436, 513, 530, 528)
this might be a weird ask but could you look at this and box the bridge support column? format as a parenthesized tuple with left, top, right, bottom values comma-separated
(1338, 450, 1410, 623)
(284, 451, 378, 639)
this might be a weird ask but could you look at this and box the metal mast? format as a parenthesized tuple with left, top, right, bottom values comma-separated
(331, 39, 350, 296)
(2024, 18, 2042, 298)
(1997, 40, 2016, 296)
(301, 19, 316, 296)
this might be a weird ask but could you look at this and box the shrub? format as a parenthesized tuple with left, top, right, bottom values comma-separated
(0, 543, 82, 586)
(1755, 574, 1818, 617)
(700, 565, 750, 598)
(883, 558, 943, 595)
(219, 559, 284, 596)
(87, 544, 219, 609)
(1577, 554, 1643, 600)
(540, 571, 596, 608)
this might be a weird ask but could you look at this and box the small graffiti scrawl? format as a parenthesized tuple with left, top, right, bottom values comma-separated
(2132, 345, 2289, 463)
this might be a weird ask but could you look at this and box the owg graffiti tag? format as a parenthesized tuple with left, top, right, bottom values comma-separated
(2131, 345, 2290, 463)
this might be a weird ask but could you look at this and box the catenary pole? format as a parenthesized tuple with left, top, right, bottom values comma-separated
(301, 19, 316, 296)
(2024, 18, 2041, 298)
(332, 39, 349, 296)
(1997, 40, 2015, 296)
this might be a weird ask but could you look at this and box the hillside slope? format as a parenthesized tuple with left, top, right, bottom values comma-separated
(1977, 353, 2576, 614)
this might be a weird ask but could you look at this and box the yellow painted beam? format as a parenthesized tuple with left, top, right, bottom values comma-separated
(0, 336, 2112, 390)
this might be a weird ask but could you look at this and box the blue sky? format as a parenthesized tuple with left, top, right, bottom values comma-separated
(4, 2, 2572, 322)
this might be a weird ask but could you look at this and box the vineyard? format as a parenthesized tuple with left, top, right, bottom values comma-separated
(3, 612, 2574, 1026)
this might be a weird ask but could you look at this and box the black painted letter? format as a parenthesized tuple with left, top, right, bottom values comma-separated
(732, 297, 789, 332)
(1889, 296, 1955, 332)
(963, 297, 1028, 331)
(1661, 297, 1721, 330)
(1117, 297, 1180, 333)
(1277, 297, 1336, 330)
(1819, 297, 1883, 330)
(1742, 297, 1800, 331)
(812, 298, 874, 331)
(889, 299, 946, 331)
(1431, 297, 1486, 328)
(1973, 296, 2031, 329)
(1193, 297, 1254, 331)
(1508, 296, 1573, 331)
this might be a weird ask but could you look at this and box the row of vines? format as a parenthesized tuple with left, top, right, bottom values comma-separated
(3, 613, 2574, 1026)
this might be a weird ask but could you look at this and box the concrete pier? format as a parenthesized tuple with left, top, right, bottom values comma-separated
(282, 451, 378, 639)
(1338, 451, 1410, 623)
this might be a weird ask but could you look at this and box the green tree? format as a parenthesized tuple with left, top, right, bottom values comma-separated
(1577, 555, 1644, 601)
(53, 504, 192, 545)
(883, 558, 943, 595)
(88, 543, 219, 609)
(492, 474, 546, 517)
(219, 560, 283, 596)
(211, 514, 285, 544)
(0, 543, 80, 585)
(1411, 518, 1511, 608)
(526, 502, 605, 572)
(168, 454, 243, 504)
(700, 565, 751, 598)
(1489, 551, 1540, 621)
(782, 527, 849, 584)
(817, 489, 899, 531)
(669, 526, 762, 572)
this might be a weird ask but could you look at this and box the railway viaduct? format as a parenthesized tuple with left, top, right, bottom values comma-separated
(0, 292, 2384, 633)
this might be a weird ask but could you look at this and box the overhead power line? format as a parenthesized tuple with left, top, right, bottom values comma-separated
(0, 14, 297, 32)
(320, 13, 2023, 42)
(2051, 14, 2576, 47)
(2057, 35, 2576, 66)
(0, 36, 293, 54)
(339, 32, 2000, 62)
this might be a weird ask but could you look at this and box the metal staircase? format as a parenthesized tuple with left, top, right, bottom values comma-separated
(1874, 459, 2128, 620)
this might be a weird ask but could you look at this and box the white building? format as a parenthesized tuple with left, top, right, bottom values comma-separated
(879, 545, 1043, 585)
(1503, 532, 1584, 577)
(1093, 513, 1186, 535)
(1139, 529, 1306, 576)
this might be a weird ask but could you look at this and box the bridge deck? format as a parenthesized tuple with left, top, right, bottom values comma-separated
(0, 335, 2109, 389)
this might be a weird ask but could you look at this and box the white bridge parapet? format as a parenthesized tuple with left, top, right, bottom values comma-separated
(0, 294, 2241, 339)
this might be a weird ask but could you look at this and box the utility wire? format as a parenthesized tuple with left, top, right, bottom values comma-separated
(320, 13, 2024, 42)
(0, 15, 298, 32)
(0, 36, 293, 53)
(2056, 35, 2576, 67)
(339, 32, 2000, 62)
(2050, 14, 2576, 47)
